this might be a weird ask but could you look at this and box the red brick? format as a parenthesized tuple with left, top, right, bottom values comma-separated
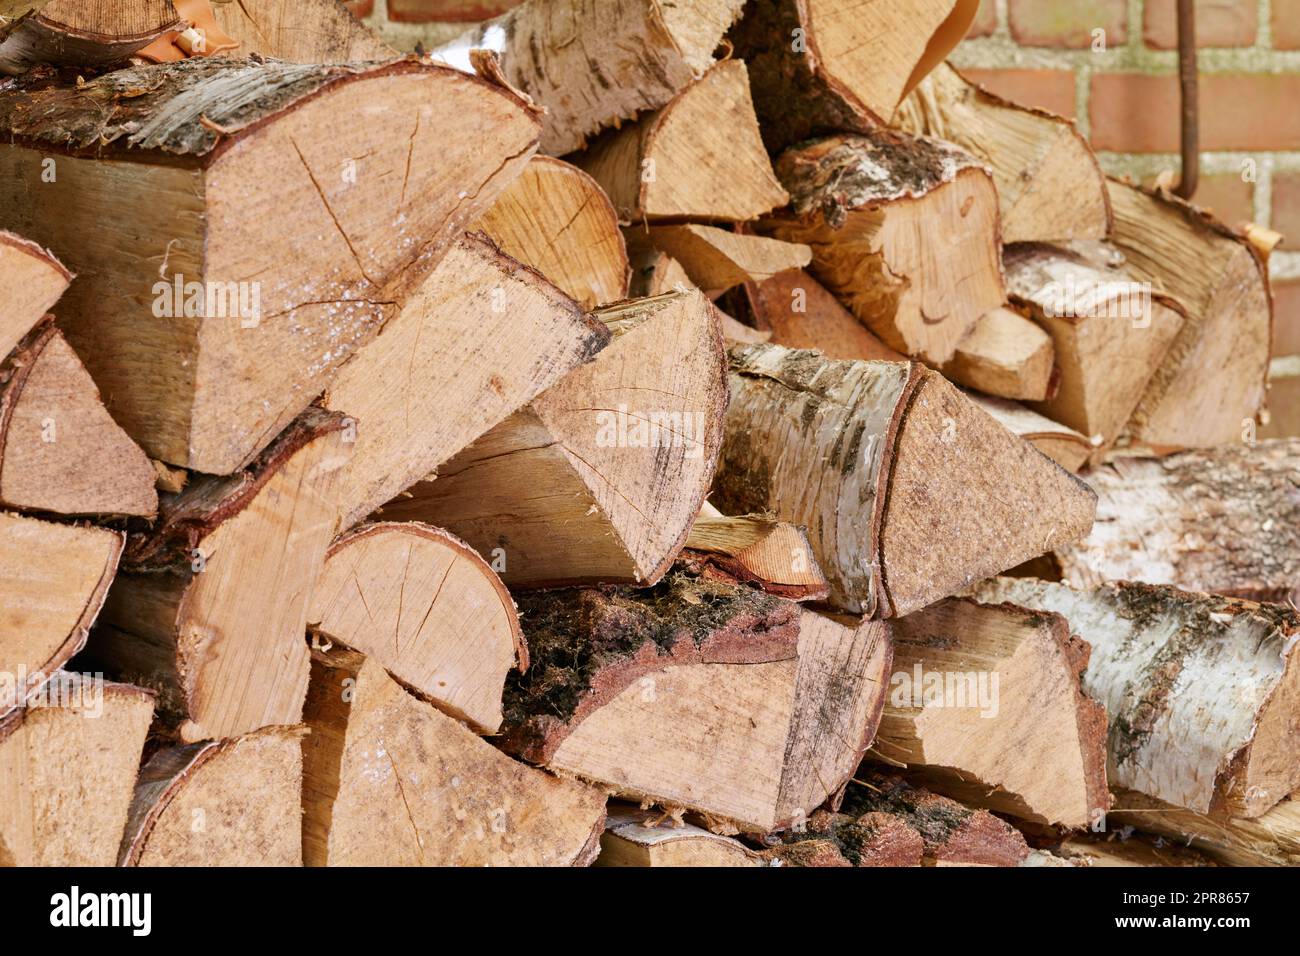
(961, 68, 1077, 119)
(1274, 172, 1300, 248)
(1143, 0, 1257, 48)
(1090, 73, 1300, 152)
(387, 0, 521, 22)
(1275, 281, 1300, 355)
(967, 0, 997, 37)
(342, 0, 373, 17)
(1009, 0, 1127, 48)
(1273, 0, 1300, 49)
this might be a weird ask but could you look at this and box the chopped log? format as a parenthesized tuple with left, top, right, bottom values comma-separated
(630, 225, 811, 294)
(0, 320, 157, 517)
(88, 409, 352, 742)
(761, 807, 925, 867)
(840, 771, 1031, 866)
(627, 247, 694, 298)
(1055, 440, 1300, 602)
(969, 393, 1093, 473)
(0, 57, 542, 473)
(380, 290, 727, 589)
(302, 645, 607, 866)
(436, 0, 747, 155)
(0, 230, 70, 359)
(875, 597, 1109, 828)
(1106, 181, 1271, 448)
(577, 60, 788, 222)
(322, 233, 610, 530)
(940, 307, 1056, 402)
(715, 344, 1097, 616)
(1057, 831, 1220, 867)
(308, 522, 525, 734)
(1004, 241, 1184, 451)
(682, 512, 829, 602)
(500, 572, 892, 833)
(743, 268, 906, 362)
(970, 578, 1300, 819)
(474, 157, 629, 309)
(1110, 789, 1300, 868)
(0, 0, 181, 72)
(895, 63, 1111, 243)
(209, 0, 394, 61)
(596, 808, 763, 867)
(118, 726, 305, 866)
(761, 131, 1004, 365)
(0, 676, 153, 866)
(0, 512, 121, 713)
(730, 0, 979, 152)
(719, 313, 771, 345)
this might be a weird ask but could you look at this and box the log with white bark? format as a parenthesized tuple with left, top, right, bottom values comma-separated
(435, 0, 747, 155)
(730, 0, 980, 152)
(474, 157, 630, 309)
(576, 59, 788, 223)
(895, 62, 1111, 243)
(0, 57, 541, 473)
(760, 130, 1005, 365)
(971, 577, 1300, 819)
(0, 675, 154, 866)
(302, 645, 608, 867)
(308, 522, 525, 734)
(379, 290, 728, 589)
(714, 344, 1097, 616)
(320, 232, 610, 530)
(1110, 789, 1300, 867)
(501, 572, 892, 834)
(876, 597, 1109, 829)
(88, 409, 352, 742)
(118, 725, 305, 866)
(1056, 439, 1300, 602)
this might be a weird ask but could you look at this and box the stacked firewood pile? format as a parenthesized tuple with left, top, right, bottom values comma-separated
(1, 0, 1296, 869)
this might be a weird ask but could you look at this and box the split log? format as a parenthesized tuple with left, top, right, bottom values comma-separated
(627, 247, 693, 298)
(630, 225, 811, 294)
(0, 512, 121, 713)
(577, 60, 788, 222)
(0, 320, 157, 517)
(308, 522, 525, 734)
(940, 307, 1056, 402)
(0, 0, 180, 72)
(682, 512, 829, 602)
(1106, 181, 1271, 448)
(500, 572, 892, 834)
(209, 0, 393, 61)
(1057, 831, 1220, 868)
(875, 597, 1109, 828)
(730, 0, 979, 152)
(743, 268, 905, 361)
(714, 344, 1097, 616)
(321, 233, 610, 530)
(302, 646, 607, 867)
(969, 393, 1093, 473)
(895, 63, 1111, 243)
(1055, 440, 1300, 602)
(474, 157, 629, 309)
(971, 577, 1300, 818)
(380, 290, 727, 589)
(762, 807, 924, 867)
(118, 726, 305, 866)
(792, 772, 1031, 867)
(761, 131, 1004, 365)
(436, 0, 746, 155)
(1110, 789, 1300, 868)
(1005, 241, 1184, 451)
(88, 409, 352, 742)
(0, 676, 153, 866)
(596, 808, 763, 867)
(0, 57, 541, 473)
(0, 229, 70, 359)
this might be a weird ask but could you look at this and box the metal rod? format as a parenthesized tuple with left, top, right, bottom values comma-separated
(1174, 0, 1199, 199)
